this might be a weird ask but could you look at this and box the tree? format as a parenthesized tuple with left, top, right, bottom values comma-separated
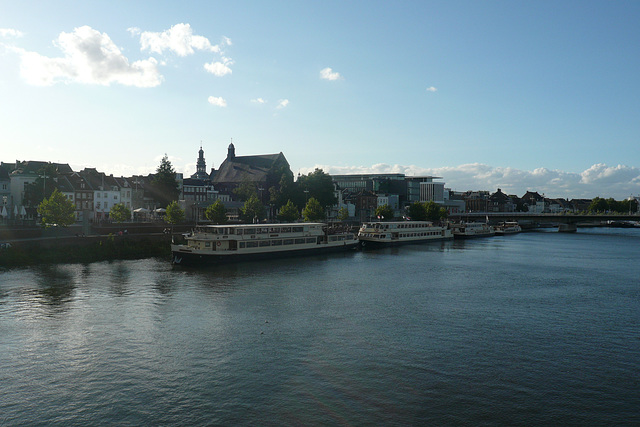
(337, 206, 349, 221)
(374, 204, 394, 220)
(152, 154, 180, 207)
(109, 203, 131, 223)
(242, 195, 266, 223)
(297, 169, 337, 209)
(233, 174, 258, 201)
(278, 200, 299, 222)
(24, 164, 58, 207)
(424, 201, 444, 222)
(37, 189, 75, 227)
(205, 200, 227, 224)
(588, 197, 608, 213)
(165, 201, 185, 225)
(302, 197, 325, 222)
(407, 202, 427, 221)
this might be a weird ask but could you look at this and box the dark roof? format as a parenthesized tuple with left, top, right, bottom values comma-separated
(0, 164, 10, 181)
(183, 178, 208, 186)
(11, 161, 73, 175)
(213, 153, 287, 184)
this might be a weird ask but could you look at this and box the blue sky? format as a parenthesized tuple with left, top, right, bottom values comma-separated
(1, 1, 639, 199)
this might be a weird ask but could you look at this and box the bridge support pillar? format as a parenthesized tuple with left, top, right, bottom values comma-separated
(558, 223, 577, 233)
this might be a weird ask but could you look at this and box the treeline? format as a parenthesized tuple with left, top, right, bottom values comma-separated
(588, 197, 637, 214)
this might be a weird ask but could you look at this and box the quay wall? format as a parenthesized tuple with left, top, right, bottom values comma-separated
(0, 234, 173, 267)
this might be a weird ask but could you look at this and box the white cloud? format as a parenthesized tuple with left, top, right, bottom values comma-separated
(251, 98, 267, 104)
(301, 163, 640, 199)
(204, 56, 233, 76)
(208, 96, 227, 107)
(320, 67, 342, 81)
(15, 26, 162, 87)
(0, 28, 24, 38)
(276, 99, 289, 109)
(138, 23, 220, 56)
(426, 86, 437, 92)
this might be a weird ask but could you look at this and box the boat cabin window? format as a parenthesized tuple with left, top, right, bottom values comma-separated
(292, 226, 303, 233)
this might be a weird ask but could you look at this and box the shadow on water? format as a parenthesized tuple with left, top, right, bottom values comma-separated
(33, 264, 76, 314)
(109, 261, 132, 296)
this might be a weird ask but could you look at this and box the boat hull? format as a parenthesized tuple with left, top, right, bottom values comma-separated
(359, 235, 452, 247)
(172, 241, 358, 266)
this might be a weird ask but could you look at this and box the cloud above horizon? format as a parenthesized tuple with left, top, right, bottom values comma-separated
(299, 163, 640, 199)
(12, 26, 162, 87)
(276, 99, 289, 109)
(0, 28, 24, 38)
(7, 23, 230, 87)
(207, 96, 227, 107)
(320, 67, 342, 81)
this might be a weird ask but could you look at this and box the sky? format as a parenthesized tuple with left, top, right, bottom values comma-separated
(1, 0, 639, 199)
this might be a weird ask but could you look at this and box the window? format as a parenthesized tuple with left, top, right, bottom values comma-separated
(97, 193, 101, 198)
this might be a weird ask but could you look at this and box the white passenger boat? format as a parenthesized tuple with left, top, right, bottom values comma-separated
(358, 221, 453, 246)
(450, 222, 495, 239)
(171, 223, 358, 265)
(494, 221, 522, 235)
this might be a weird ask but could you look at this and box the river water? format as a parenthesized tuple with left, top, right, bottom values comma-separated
(1, 228, 639, 425)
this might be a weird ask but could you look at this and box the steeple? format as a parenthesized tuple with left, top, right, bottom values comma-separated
(192, 143, 210, 179)
(196, 143, 206, 175)
(227, 139, 235, 160)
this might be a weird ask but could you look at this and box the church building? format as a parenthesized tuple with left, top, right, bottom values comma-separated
(212, 142, 292, 201)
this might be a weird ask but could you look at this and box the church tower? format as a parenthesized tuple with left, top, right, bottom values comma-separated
(191, 144, 210, 179)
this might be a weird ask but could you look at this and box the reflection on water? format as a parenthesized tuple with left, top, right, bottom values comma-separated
(33, 265, 76, 313)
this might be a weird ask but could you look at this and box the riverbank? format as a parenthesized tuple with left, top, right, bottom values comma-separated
(0, 234, 172, 267)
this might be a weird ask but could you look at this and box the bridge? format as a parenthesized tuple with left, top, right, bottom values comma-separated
(448, 212, 640, 232)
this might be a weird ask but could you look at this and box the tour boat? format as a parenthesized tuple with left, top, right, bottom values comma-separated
(171, 222, 358, 265)
(494, 221, 522, 235)
(357, 221, 453, 246)
(450, 222, 495, 238)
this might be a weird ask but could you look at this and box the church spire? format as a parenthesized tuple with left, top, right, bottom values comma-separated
(227, 138, 235, 160)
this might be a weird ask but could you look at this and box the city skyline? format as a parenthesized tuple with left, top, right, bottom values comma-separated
(1, 1, 639, 199)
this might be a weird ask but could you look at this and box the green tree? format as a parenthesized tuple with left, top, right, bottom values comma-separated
(24, 164, 58, 207)
(37, 188, 75, 227)
(297, 169, 337, 209)
(424, 201, 443, 222)
(269, 171, 296, 208)
(588, 197, 608, 213)
(337, 206, 349, 221)
(109, 203, 131, 223)
(302, 197, 325, 222)
(278, 200, 299, 222)
(233, 174, 258, 201)
(205, 200, 227, 224)
(152, 154, 180, 207)
(374, 204, 394, 220)
(241, 195, 266, 223)
(407, 202, 427, 221)
(165, 201, 185, 225)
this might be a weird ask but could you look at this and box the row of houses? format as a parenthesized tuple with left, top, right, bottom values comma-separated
(0, 161, 160, 223)
(0, 143, 291, 224)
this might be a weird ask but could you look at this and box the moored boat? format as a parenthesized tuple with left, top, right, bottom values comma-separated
(450, 222, 495, 239)
(358, 221, 452, 246)
(171, 223, 358, 266)
(494, 221, 522, 235)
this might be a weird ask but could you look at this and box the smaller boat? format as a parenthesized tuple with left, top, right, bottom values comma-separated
(358, 221, 452, 246)
(450, 222, 495, 239)
(494, 221, 522, 235)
